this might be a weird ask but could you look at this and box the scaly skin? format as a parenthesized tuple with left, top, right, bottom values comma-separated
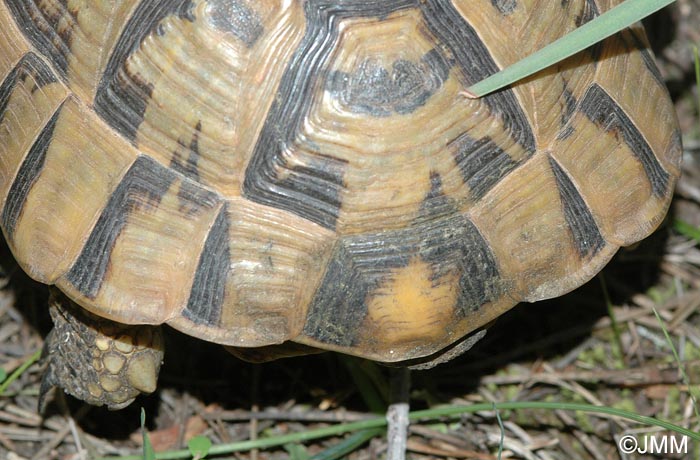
(40, 288, 164, 410)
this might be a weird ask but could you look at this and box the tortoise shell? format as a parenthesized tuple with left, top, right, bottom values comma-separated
(0, 0, 681, 363)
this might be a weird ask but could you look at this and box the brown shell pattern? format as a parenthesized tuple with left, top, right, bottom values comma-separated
(0, 0, 681, 362)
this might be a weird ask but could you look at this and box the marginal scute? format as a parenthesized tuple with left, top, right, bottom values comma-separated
(549, 82, 676, 247)
(0, 53, 58, 123)
(64, 155, 179, 299)
(0, 47, 69, 263)
(182, 204, 231, 327)
(3, 97, 133, 283)
(593, 29, 682, 176)
(300, 197, 504, 359)
(0, 0, 31, 80)
(548, 156, 605, 258)
(59, 154, 222, 324)
(2, 104, 62, 240)
(579, 84, 669, 197)
(621, 27, 665, 87)
(168, 198, 335, 347)
(468, 154, 616, 302)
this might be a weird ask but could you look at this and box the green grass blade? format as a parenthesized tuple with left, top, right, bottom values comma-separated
(651, 307, 700, 422)
(493, 403, 504, 460)
(341, 357, 387, 413)
(284, 443, 311, 460)
(694, 46, 700, 118)
(141, 408, 156, 460)
(409, 402, 700, 439)
(673, 219, 700, 242)
(97, 401, 700, 460)
(309, 428, 384, 460)
(187, 435, 211, 460)
(0, 349, 41, 396)
(599, 273, 624, 367)
(466, 0, 676, 98)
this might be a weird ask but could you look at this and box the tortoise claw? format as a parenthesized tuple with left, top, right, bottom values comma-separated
(37, 333, 57, 413)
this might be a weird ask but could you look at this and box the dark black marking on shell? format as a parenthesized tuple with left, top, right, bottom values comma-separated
(415, 172, 457, 223)
(301, 243, 369, 347)
(2, 101, 64, 240)
(303, 209, 502, 347)
(557, 125, 575, 141)
(326, 49, 451, 117)
(556, 83, 577, 140)
(451, 134, 520, 200)
(244, 0, 534, 229)
(587, 42, 604, 66)
(170, 121, 202, 183)
(621, 28, 665, 88)
(175, 169, 220, 217)
(94, 0, 194, 141)
(492, 0, 517, 14)
(0, 52, 58, 125)
(65, 156, 177, 298)
(205, 0, 263, 46)
(244, 145, 348, 230)
(575, 0, 602, 61)
(579, 83, 669, 197)
(243, 138, 348, 231)
(548, 156, 604, 258)
(5, 0, 76, 79)
(561, 0, 601, 62)
(421, 0, 535, 152)
(561, 85, 577, 127)
(575, 0, 599, 27)
(453, 218, 502, 317)
(183, 204, 230, 326)
(176, 182, 220, 218)
(417, 174, 502, 300)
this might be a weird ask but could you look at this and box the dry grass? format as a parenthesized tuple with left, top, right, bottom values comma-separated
(2, 1, 700, 459)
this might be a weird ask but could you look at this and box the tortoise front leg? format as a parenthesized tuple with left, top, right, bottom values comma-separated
(40, 288, 164, 410)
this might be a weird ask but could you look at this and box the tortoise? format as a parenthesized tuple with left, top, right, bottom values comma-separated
(0, 0, 681, 410)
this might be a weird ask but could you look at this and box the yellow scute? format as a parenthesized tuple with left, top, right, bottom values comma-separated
(366, 257, 457, 345)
